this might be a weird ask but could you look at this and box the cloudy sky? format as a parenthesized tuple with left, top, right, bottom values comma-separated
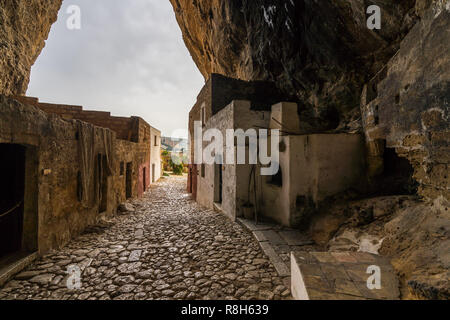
(27, 0, 204, 138)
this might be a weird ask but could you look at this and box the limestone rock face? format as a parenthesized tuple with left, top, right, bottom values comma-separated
(362, 2, 450, 201)
(169, 0, 425, 122)
(0, 0, 62, 95)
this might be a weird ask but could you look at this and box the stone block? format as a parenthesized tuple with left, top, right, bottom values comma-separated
(291, 251, 400, 300)
(270, 102, 300, 134)
(279, 230, 314, 246)
(260, 230, 286, 245)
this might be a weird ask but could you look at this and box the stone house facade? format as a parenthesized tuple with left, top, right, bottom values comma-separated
(188, 75, 365, 227)
(150, 126, 162, 184)
(0, 95, 161, 263)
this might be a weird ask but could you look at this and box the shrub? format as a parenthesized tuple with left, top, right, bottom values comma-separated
(172, 164, 184, 175)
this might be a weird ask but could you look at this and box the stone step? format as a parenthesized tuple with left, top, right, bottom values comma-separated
(0, 251, 38, 287)
(291, 251, 400, 300)
(237, 217, 317, 293)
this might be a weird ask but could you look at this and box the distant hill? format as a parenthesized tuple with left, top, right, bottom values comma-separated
(161, 136, 188, 153)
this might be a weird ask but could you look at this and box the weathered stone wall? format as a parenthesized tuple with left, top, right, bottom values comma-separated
(362, 3, 450, 201)
(114, 140, 149, 203)
(0, 96, 111, 252)
(194, 99, 366, 226)
(195, 100, 269, 219)
(0, 0, 62, 95)
(189, 77, 211, 163)
(189, 73, 288, 164)
(210, 73, 287, 114)
(150, 126, 162, 183)
(262, 134, 365, 227)
(170, 0, 426, 128)
(13, 96, 149, 142)
(0, 95, 152, 254)
(195, 100, 232, 212)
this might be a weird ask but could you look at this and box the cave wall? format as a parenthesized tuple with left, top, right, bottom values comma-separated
(362, 2, 450, 201)
(173, 0, 448, 201)
(170, 0, 426, 125)
(0, 0, 62, 95)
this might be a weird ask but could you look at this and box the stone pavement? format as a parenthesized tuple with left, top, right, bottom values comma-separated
(238, 219, 316, 280)
(0, 176, 291, 300)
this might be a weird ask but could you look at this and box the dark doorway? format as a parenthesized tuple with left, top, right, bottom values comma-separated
(143, 167, 147, 192)
(0, 144, 25, 259)
(97, 154, 108, 213)
(189, 164, 198, 200)
(126, 162, 132, 199)
(382, 147, 418, 195)
(368, 141, 418, 196)
(214, 163, 223, 203)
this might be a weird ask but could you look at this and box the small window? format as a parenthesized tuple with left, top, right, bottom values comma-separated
(267, 164, 282, 187)
(201, 164, 205, 178)
(154, 135, 158, 146)
(120, 162, 124, 176)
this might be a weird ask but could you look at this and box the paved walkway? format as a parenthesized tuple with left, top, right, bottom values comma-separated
(238, 218, 316, 278)
(0, 176, 290, 300)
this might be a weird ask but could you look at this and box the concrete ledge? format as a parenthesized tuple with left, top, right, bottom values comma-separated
(237, 219, 291, 277)
(0, 252, 38, 287)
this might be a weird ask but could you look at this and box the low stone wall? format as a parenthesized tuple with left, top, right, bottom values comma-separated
(13, 96, 150, 143)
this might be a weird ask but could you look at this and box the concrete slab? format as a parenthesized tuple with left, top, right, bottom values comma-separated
(237, 218, 273, 231)
(238, 218, 316, 280)
(291, 252, 400, 300)
(253, 231, 268, 242)
(260, 242, 290, 277)
(0, 252, 38, 287)
(260, 230, 287, 245)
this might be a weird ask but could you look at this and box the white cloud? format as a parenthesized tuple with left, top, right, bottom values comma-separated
(27, 0, 204, 138)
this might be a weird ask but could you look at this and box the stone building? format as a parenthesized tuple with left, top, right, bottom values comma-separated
(184, 3, 449, 298)
(150, 126, 162, 183)
(0, 95, 161, 270)
(188, 75, 366, 227)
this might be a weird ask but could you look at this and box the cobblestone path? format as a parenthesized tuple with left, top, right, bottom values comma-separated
(0, 176, 291, 300)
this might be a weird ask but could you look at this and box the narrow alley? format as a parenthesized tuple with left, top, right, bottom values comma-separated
(0, 176, 290, 300)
